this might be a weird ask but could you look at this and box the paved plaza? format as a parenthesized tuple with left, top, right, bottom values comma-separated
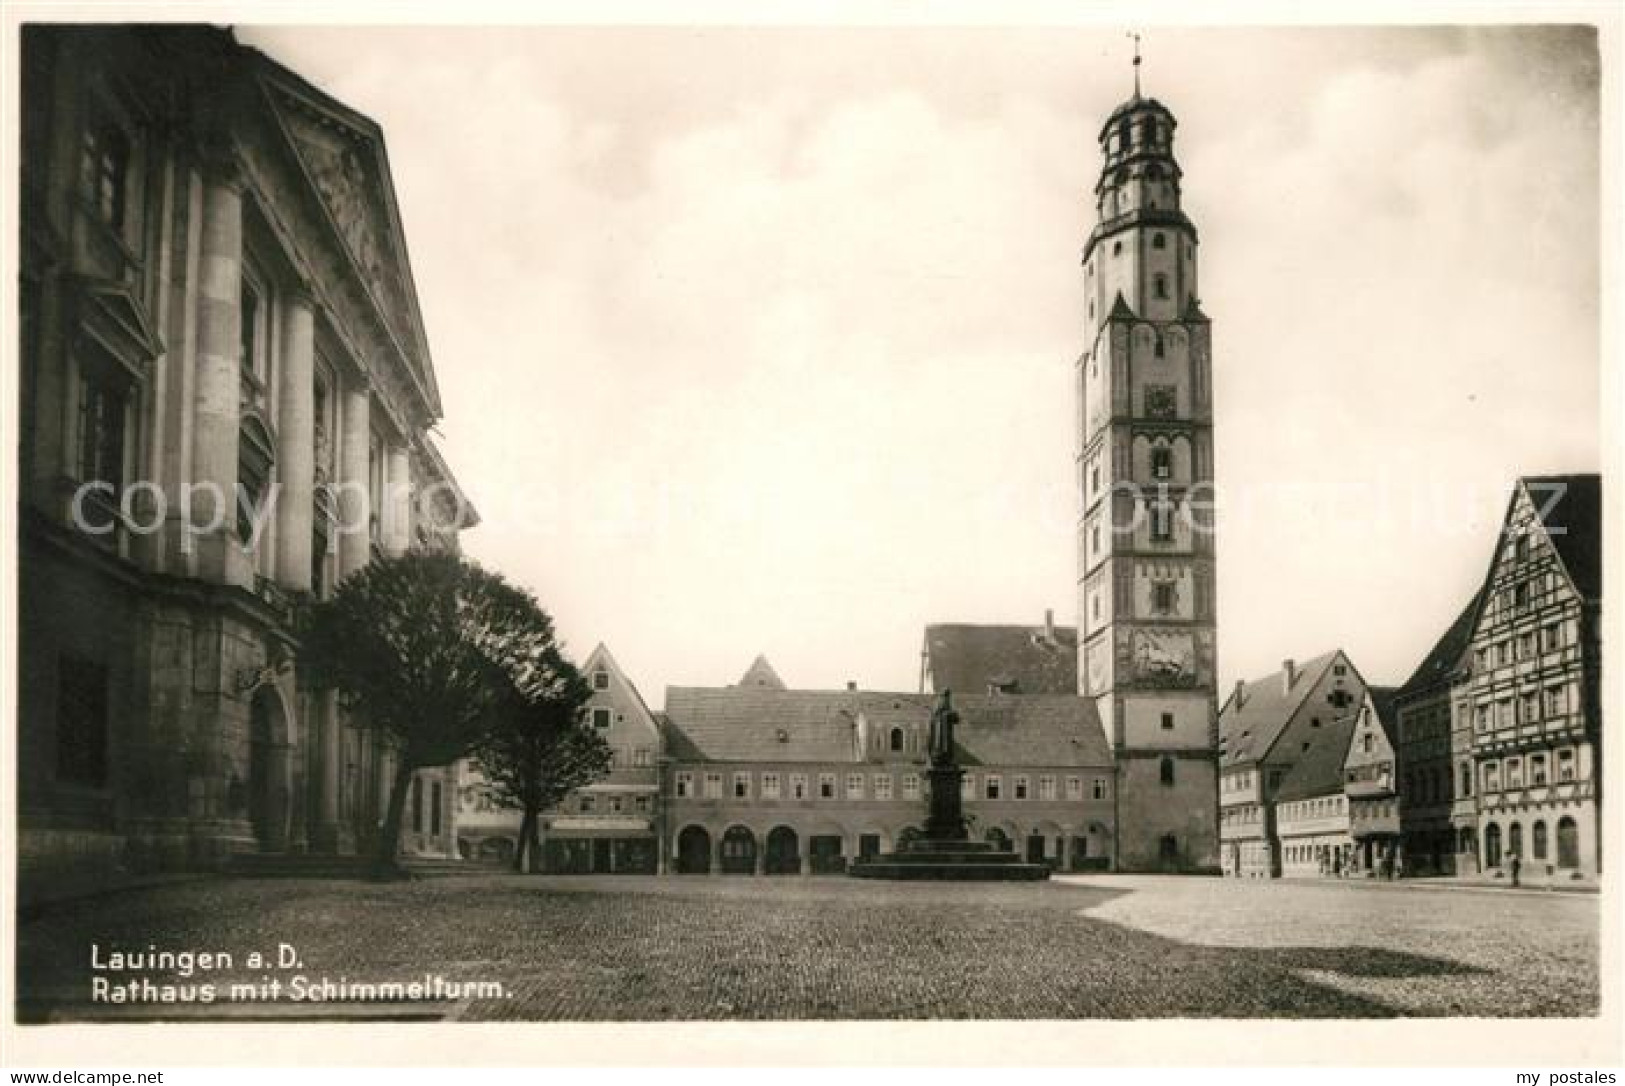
(15, 873, 1598, 1022)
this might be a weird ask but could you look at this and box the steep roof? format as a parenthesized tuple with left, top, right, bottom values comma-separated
(736, 654, 787, 690)
(1275, 708, 1358, 802)
(1396, 593, 1483, 702)
(1217, 650, 1342, 768)
(923, 621, 1078, 697)
(660, 687, 1112, 768)
(1525, 474, 1601, 601)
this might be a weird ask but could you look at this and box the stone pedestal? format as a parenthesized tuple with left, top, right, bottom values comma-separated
(924, 765, 968, 840)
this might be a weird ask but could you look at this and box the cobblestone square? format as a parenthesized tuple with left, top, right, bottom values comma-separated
(15, 874, 1598, 1021)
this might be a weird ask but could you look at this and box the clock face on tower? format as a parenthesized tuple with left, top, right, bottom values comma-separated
(1145, 384, 1177, 420)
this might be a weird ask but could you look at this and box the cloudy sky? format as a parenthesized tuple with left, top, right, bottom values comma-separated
(239, 21, 1601, 700)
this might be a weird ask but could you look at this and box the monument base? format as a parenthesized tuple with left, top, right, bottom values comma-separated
(848, 837, 1051, 882)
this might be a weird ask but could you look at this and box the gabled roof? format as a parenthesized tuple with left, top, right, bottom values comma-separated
(1217, 650, 1343, 767)
(1396, 593, 1483, 702)
(581, 642, 659, 730)
(923, 622, 1077, 697)
(1275, 710, 1357, 802)
(660, 688, 1113, 768)
(736, 655, 787, 690)
(1524, 474, 1601, 601)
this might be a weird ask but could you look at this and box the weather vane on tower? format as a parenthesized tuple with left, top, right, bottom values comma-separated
(1128, 31, 1143, 97)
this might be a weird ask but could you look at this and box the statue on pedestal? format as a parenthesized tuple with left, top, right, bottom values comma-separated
(928, 689, 959, 767)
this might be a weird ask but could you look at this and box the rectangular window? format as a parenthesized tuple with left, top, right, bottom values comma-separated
(1160, 711, 1175, 730)
(80, 118, 131, 230)
(1151, 583, 1176, 615)
(1483, 763, 1500, 793)
(610, 794, 625, 815)
(633, 748, 651, 767)
(984, 775, 1001, 800)
(1521, 692, 1540, 724)
(1558, 749, 1576, 782)
(874, 774, 893, 800)
(1530, 754, 1547, 786)
(818, 773, 836, 799)
(635, 794, 650, 813)
(55, 656, 109, 787)
(579, 794, 596, 813)
(1151, 446, 1172, 480)
(1543, 624, 1562, 652)
(675, 771, 693, 798)
(1514, 582, 1529, 608)
(790, 773, 809, 799)
(1519, 632, 1537, 660)
(846, 773, 864, 800)
(77, 363, 129, 498)
(1475, 704, 1490, 732)
(1506, 758, 1524, 789)
(703, 772, 723, 799)
(762, 773, 781, 799)
(1014, 775, 1029, 800)
(1038, 775, 1056, 800)
(1497, 699, 1514, 728)
(961, 775, 976, 800)
(1150, 502, 1173, 543)
(591, 707, 611, 729)
(1545, 686, 1567, 717)
(592, 670, 610, 690)
(1066, 776, 1083, 800)
(1092, 778, 1109, 800)
(732, 772, 750, 800)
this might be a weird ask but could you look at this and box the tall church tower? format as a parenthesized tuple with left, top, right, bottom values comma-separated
(1076, 64, 1220, 873)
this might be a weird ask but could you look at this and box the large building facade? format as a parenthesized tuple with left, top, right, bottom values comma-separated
(1076, 90, 1219, 872)
(18, 26, 474, 878)
(1464, 476, 1601, 880)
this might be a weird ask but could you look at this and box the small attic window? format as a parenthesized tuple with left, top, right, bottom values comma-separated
(1302, 742, 1311, 752)
(1311, 717, 1320, 728)
(775, 728, 789, 743)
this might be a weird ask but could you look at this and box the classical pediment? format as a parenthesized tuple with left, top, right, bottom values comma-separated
(257, 71, 441, 416)
(69, 276, 164, 378)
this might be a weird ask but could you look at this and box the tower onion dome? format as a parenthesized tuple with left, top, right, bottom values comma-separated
(1082, 95, 1197, 266)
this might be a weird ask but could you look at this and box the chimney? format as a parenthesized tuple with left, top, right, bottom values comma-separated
(846, 680, 858, 692)
(1044, 608, 1056, 640)
(1281, 659, 1297, 694)
(1233, 679, 1245, 709)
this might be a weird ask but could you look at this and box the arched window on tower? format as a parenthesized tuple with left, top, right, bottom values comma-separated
(1159, 756, 1176, 786)
(889, 727, 904, 753)
(1117, 118, 1132, 152)
(1154, 274, 1169, 299)
(1152, 232, 1167, 250)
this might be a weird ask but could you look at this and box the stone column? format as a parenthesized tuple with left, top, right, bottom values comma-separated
(1060, 834, 1073, 872)
(385, 443, 411, 557)
(709, 835, 722, 876)
(753, 845, 765, 877)
(800, 847, 811, 876)
(189, 165, 243, 583)
(337, 380, 372, 580)
(275, 289, 316, 591)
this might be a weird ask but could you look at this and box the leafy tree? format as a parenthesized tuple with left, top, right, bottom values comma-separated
(471, 665, 609, 872)
(298, 552, 566, 877)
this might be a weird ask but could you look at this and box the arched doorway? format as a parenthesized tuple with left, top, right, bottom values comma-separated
(1508, 822, 1523, 862)
(676, 825, 711, 874)
(1484, 822, 1502, 868)
(248, 686, 292, 851)
(765, 826, 800, 874)
(1557, 817, 1580, 869)
(1158, 833, 1180, 870)
(721, 826, 757, 874)
(1532, 821, 1549, 862)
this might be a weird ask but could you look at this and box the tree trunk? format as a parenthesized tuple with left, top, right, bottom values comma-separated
(515, 806, 537, 873)
(374, 759, 416, 878)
